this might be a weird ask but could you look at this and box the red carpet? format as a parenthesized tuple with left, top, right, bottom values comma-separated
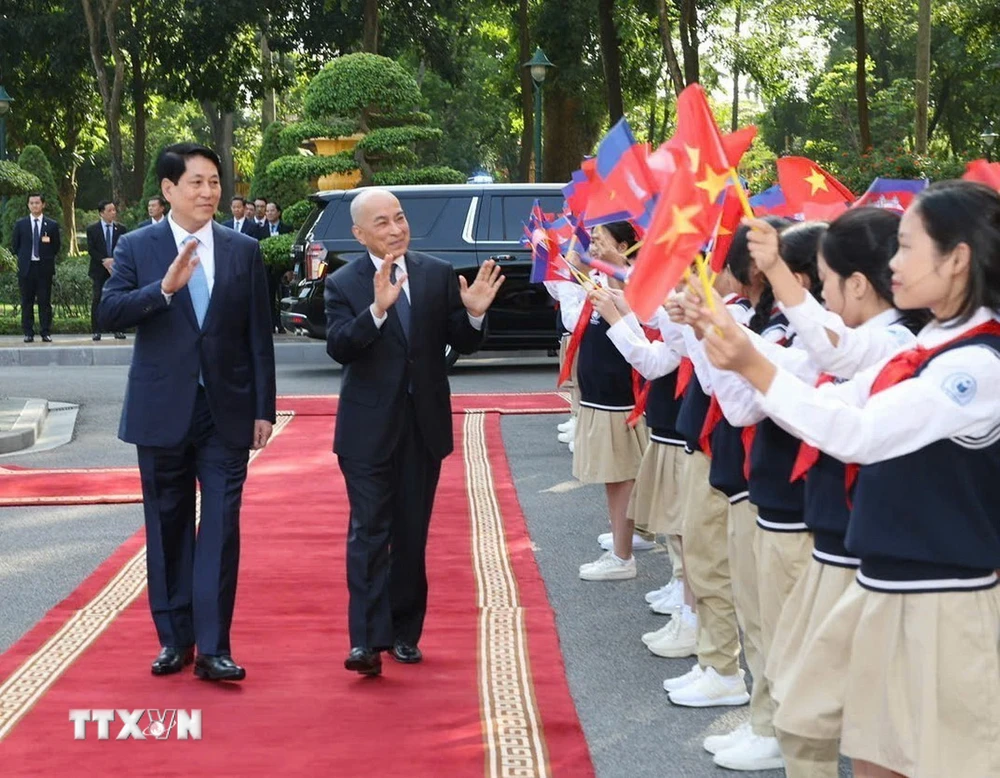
(0, 395, 591, 777)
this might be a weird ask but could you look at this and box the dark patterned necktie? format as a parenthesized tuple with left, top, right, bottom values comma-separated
(390, 263, 410, 341)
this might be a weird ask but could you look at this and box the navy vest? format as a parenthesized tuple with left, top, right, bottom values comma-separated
(847, 333, 1000, 590)
(675, 375, 711, 451)
(577, 312, 635, 410)
(645, 372, 683, 443)
(804, 452, 854, 564)
(708, 419, 749, 501)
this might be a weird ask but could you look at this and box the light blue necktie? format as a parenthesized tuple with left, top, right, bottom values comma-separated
(184, 236, 210, 328)
(105, 224, 113, 254)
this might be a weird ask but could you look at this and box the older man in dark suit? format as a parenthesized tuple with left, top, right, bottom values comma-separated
(324, 188, 504, 676)
(99, 143, 275, 682)
(86, 199, 127, 340)
(222, 195, 261, 238)
(10, 192, 61, 342)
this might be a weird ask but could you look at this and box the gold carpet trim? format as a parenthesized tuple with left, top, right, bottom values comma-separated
(464, 412, 550, 778)
(0, 412, 294, 742)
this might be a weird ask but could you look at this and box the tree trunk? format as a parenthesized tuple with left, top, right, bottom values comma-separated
(678, 0, 700, 85)
(854, 0, 873, 152)
(914, 0, 931, 154)
(202, 101, 235, 206)
(81, 0, 127, 205)
(516, 0, 533, 182)
(731, 1, 741, 132)
(363, 0, 379, 54)
(59, 165, 79, 255)
(261, 24, 276, 131)
(655, 0, 685, 96)
(597, 0, 625, 124)
(544, 90, 602, 183)
(125, 0, 148, 203)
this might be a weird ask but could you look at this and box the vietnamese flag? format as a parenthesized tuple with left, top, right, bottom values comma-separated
(777, 157, 855, 213)
(722, 126, 757, 169)
(709, 188, 746, 273)
(625, 157, 715, 321)
(963, 159, 1000, 191)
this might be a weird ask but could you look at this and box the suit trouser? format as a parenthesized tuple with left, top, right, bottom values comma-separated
(136, 388, 249, 656)
(91, 277, 107, 333)
(680, 450, 741, 676)
(339, 399, 443, 650)
(18, 265, 53, 337)
(729, 501, 775, 737)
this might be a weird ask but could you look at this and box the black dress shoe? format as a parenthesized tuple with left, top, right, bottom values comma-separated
(113, 332, 126, 339)
(391, 641, 422, 664)
(344, 647, 382, 676)
(92, 333, 101, 341)
(194, 654, 246, 682)
(151, 646, 195, 676)
(41, 335, 52, 342)
(23, 336, 33, 343)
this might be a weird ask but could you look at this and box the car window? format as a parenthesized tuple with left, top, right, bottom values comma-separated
(491, 195, 565, 241)
(315, 195, 459, 242)
(295, 201, 326, 242)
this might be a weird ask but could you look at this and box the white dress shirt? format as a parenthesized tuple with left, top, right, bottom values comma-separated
(367, 253, 484, 330)
(232, 218, 244, 233)
(606, 312, 683, 381)
(162, 213, 216, 302)
(758, 308, 1000, 465)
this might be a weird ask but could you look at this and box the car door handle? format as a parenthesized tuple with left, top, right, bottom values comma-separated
(488, 254, 516, 262)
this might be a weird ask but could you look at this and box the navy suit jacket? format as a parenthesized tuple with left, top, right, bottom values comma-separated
(86, 220, 127, 281)
(222, 217, 262, 239)
(98, 219, 277, 449)
(11, 215, 61, 278)
(324, 250, 485, 462)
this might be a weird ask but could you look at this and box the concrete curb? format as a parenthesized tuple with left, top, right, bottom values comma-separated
(0, 398, 49, 454)
(0, 341, 332, 367)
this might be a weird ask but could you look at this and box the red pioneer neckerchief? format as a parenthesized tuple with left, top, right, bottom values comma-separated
(789, 373, 838, 482)
(627, 325, 664, 428)
(557, 299, 595, 387)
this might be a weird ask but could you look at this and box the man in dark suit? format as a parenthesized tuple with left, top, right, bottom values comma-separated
(10, 192, 61, 342)
(99, 143, 276, 682)
(325, 188, 504, 676)
(138, 195, 168, 228)
(222, 195, 262, 238)
(86, 200, 127, 340)
(263, 201, 293, 332)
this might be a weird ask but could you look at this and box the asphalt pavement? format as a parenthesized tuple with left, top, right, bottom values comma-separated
(0, 355, 851, 776)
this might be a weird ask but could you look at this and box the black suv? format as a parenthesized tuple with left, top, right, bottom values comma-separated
(281, 183, 567, 362)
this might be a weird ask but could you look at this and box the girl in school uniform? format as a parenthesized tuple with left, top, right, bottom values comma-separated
(550, 221, 649, 581)
(701, 180, 1000, 778)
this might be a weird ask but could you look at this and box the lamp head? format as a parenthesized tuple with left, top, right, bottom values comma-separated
(523, 47, 555, 84)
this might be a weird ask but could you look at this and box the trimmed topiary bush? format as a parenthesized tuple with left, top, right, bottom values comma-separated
(259, 233, 296, 272)
(282, 199, 313, 230)
(0, 160, 42, 197)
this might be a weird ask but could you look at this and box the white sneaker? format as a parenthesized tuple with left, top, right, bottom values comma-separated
(703, 721, 752, 755)
(713, 733, 784, 771)
(557, 430, 574, 443)
(641, 620, 677, 646)
(662, 662, 704, 693)
(579, 551, 637, 581)
(557, 417, 576, 433)
(649, 582, 684, 614)
(647, 605, 697, 657)
(668, 666, 750, 707)
(644, 580, 677, 604)
(598, 532, 656, 552)
(567, 440, 574, 453)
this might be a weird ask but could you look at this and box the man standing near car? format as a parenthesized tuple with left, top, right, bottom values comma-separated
(99, 142, 275, 683)
(86, 200, 127, 341)
(325, 188, 504, 676)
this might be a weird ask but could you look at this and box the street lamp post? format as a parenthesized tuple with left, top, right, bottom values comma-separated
(523, 47, 554, 182)
(981, 124, 998, 163)
(0, 84, 12, 162)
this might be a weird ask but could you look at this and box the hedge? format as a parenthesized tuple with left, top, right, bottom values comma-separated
(282, 199, 313, 230)
(259, 233, 296, 272)
(303, 53, 421, 121)
(0, 160, 42, 197)
(358, 127, 443, 155)
(280, 119, 358, 153)
(372, 166, 466, 186)
(266, 152, 359, 181)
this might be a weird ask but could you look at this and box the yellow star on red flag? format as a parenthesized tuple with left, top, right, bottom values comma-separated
(696, 167, 731, 204)
(654, 203, 703, 247)
(805, 168, 829, 196)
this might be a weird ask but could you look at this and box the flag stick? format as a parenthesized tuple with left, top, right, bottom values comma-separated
(560, 254, 596, 288)
(728, 170, 755, 219)
(695, 253, 717, 312)
(622, 238, 644, 258)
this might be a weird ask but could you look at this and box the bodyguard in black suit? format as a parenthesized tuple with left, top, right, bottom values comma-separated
(137, 195, 168, 228)
(263, 201, 294, 332)
(86, 200, 127, 340)
(324, 188, 504, 676)
(99, 143, 276, 682)
(222, 195, 262, 238)
(10, 192, 61, 342)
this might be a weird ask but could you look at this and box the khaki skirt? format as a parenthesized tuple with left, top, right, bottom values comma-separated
(766, 558, 856, 705)
(773, 580, 1000, 778)
(572, 405, 648, 484)
(627, 440, 686, 535)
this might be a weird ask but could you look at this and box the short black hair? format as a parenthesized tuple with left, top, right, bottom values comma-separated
(155, 143, 222, 185)
(231, 195, 247, 205)
(27, 192, 45, 203)
(97, 199, 116, 214)
(913, 180, 1000, 325)
(602, 220, 637, 250)
(254, 197, 266, 205)
(148, 195, 167, 207)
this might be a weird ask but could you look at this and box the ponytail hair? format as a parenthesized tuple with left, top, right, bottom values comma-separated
(749, 221, 826, 333)
(911, 180, 1000, 325)
(726, 215, 791, 286)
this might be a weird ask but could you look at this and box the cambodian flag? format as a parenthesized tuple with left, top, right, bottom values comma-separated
(853, 178, 929, 213)
(749, 185, 793, 217)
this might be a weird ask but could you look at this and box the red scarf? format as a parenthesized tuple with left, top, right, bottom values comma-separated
(627, 325, 664, 428)
(741, 425, 757, 480)
(789, 373, 837, 482)
(557, 299, 595, 387)
(843, 320, 1000, 493)
(699, 396, 724, 457)
(674, 358, 694, 400)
